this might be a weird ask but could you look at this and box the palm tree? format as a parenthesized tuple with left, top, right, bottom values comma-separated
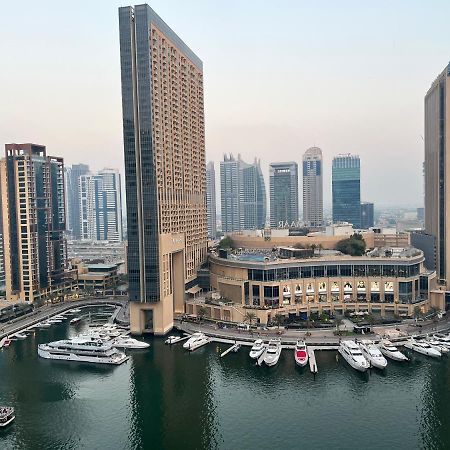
(197, 306, 207, 322)
(244, 311, 257, 335)
(335, 317, 343, 335)
(413, 306, 422, 320)
(273, 313, 284, 331)
(366, 314, 375, 332)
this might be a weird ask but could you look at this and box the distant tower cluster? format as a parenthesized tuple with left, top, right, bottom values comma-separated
(220, 154, 266, 233)
(332, 154, 361, 228)
(302, 147, 323, 227)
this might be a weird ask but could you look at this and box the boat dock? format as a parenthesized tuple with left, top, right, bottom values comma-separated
(220, 343, 240, 358)
(308, 348, 318, 374)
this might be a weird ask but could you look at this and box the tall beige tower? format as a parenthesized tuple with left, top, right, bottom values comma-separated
(302, 147, 323, 227)
(119, 5, 207, 334)
(425, 63, 450, 286)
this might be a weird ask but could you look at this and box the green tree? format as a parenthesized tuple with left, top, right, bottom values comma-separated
(218, 236, 234, 249)
(197, 306, 207, 322)
(273, 313, 284, 330)
(336, 234, 366, 256)
(335, 317, 343, 335)
(244, 311, 257, 327)
(413, 306, 422, 319)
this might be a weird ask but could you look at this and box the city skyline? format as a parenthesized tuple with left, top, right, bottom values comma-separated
(2, 1, 449, 207)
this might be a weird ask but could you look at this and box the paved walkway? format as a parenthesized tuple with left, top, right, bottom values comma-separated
(0, 297, 128, 339)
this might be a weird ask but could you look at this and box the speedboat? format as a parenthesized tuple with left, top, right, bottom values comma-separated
(338, 340, 370, 372)
(359, 340, 388, 369)
(70, 309, 82, 314)
(112, 337, 150, 349)
(47, 319, 62, 324)
(378, 340, 408, 361)
(0, 407, 15, 427)
(249, 339, 265, 359)
(3, 338, 11, 348)
(403, 339, 441, 358)
(38, 336, 128, 365)
(183, 332, 208, 350)
(165, 335, 184, 345)
(70, 317, 82, 325)
(14, 332, 27, 340)
(36, 322, 51, 329)
(263, 339, 282, 367)
(294, 340, 308, 367)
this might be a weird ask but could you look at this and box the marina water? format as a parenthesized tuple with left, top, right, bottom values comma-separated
(0, 308, 449, 449)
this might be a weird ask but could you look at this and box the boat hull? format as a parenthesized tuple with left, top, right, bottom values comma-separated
(0, 416, 15, 427)
(38, 347, 128, 365)
(379, 348, 408, 362)
(338, 348, 369, 372)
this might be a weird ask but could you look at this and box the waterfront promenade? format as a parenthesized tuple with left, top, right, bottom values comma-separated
(0, 297, 129, 340)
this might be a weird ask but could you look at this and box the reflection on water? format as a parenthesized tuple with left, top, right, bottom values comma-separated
(0, 312, 449, 449)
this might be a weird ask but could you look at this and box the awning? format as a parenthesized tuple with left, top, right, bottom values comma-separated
(186, 285, 202, 295)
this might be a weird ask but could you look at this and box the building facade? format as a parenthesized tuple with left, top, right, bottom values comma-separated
(220, 154, 266, 232)
(79, 169, 123, 242)
(269, 162, 298, 227)
(303, 147, 323, 227)
(119, 4, 207, 334)
(360, 202, 374, 229)
(1, 143, 69, 303)
(206, 162, 217, 239)
(425, 63, 450, 286)
(66, 163, 90, 239)
(186, 247, 437, 324)
(332, 154, 361, 228)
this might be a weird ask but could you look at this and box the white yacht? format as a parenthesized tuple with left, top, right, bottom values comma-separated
(403, 339, 441, 358)
(432, 333, 450, 347)
(70, 309, 82, 314)
(112, 337, 150, 349)
(38, 336, 128, 365)
(36, 322, 51, 329)
(338, 340, 370, 372)
(183, 332, 209, 351)
(0, 407, 15, 427)
(359, 340, 388, 369)
(263, 339, 282, 367)
(426, 339, 449, 354)
(70, 317, 82, 325)
(13, 332, 27, 340)
(249, 339, 265, 359)
(165, 336, 184, 345)
(378, 340, 408, 362)
(47, 319, 63, 324)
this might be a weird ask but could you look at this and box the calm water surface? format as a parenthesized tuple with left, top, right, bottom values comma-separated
(0, 308, 449, 450)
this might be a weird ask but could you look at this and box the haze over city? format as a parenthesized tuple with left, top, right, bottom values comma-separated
(1, 0, 448, 207)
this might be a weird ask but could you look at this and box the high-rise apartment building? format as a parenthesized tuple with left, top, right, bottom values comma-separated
(269, 162, 298, 227)
(1, 144, 67, 303)
(206, 162, 217, 239)
(360, 202, 374, 229)
(425, 63, 450, 285)
(220, 154, 266, 232)
(66, 163, 90, 239)
(79, 169, 123, 242)
(332, 154, 361, 228)
(302, 147, 323, 227)
(119, 4, 207, 334)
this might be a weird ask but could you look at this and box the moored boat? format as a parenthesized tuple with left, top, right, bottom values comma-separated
(183, 332, 206, 350)
(0, 407, 15, 427)
(338, 340, 370, 372)
(165, 336, 184, 345)
(70, 317, 82, 325)
(294, 340, 308, 367)
(263, 339, 282, 367)
(13, 332, 27, 340)
(403, 339, 441, 358)
(112, 337, 150, 349)
(426, 339, 449, 355)
(359, 340, 388, 369)
(249, 339, 265, 359)
(378, 340, 408, 361)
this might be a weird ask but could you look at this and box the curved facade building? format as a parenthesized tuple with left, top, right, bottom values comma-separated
(186, 247, 438, 324)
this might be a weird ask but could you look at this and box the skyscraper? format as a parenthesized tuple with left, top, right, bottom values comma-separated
(1, 143, 67, 303)
(360, 202, 374, 229)
(206, 162, 217, 239)
(220, 154, 266, 232)
(269, 162, 298, 227)
(119, 4, 207, 334)
(425, 63, 450, 285)
(332, 154, 361, 228)
(66, 163, 90, 239)
(79, 169, 123, 242)
(302, 147, 323, 227)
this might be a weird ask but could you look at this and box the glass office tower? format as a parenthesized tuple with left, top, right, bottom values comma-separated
(332, 154, 361, 228)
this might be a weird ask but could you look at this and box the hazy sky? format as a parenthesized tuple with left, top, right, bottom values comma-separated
(1, 0, 449, 208)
